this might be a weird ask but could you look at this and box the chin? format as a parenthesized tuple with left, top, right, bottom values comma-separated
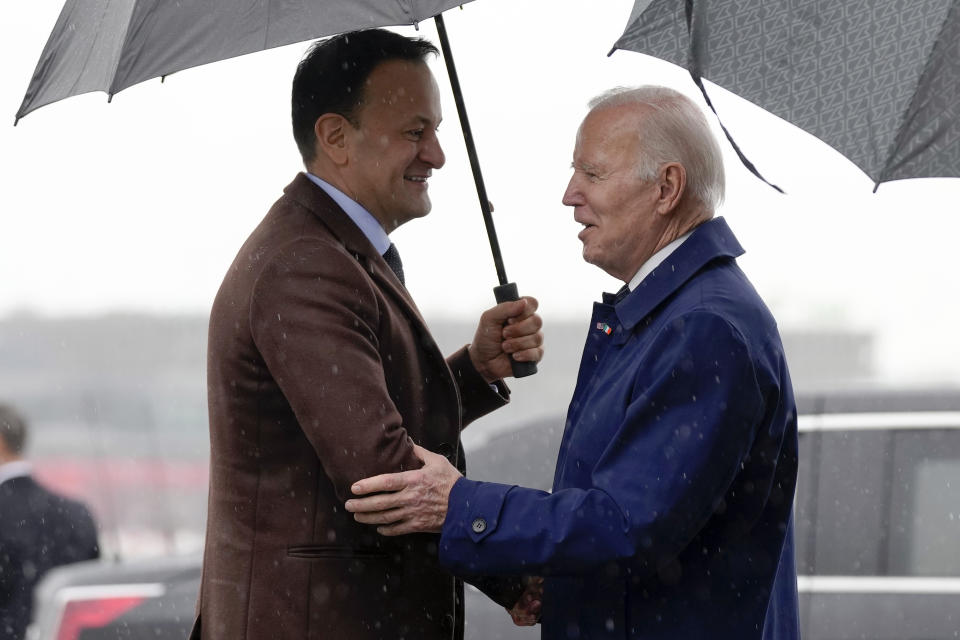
(393, 206, 431, 228)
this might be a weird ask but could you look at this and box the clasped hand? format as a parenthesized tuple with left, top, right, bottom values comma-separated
(468, 296, 544, 383)
(345, 444, 461, 535)
(345, 446, 544, 626)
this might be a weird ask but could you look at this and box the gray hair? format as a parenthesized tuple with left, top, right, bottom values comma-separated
(0, 404, 27, 455)
(588, 86, 725, 211)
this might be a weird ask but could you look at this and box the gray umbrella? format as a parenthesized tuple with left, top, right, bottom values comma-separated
(612, 0, 960, 190)
(16, 0, 472, 121)
(16, 0, 535, 377)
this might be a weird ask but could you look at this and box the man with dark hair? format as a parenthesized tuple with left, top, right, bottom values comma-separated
(0, 404, 100, 640)
(193, 29, 543, 640)
(347, 86, 800, 639)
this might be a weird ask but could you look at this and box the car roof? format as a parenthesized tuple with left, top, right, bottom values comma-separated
(796, 387, 960, 415)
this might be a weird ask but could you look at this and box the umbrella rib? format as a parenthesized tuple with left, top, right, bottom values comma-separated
(103, 0, 142, 99)
(874, 0, 958, 189)
(682, 0, 783, 193)
(689, 74, 785, 194)
(89, 0, 130, 100)
(263, 0, 273, 51)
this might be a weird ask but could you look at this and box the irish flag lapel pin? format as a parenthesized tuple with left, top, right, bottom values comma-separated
(596, 322, 613, 335)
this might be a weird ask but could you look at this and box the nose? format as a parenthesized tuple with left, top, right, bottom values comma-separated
(420, 133, 446, 169)
(562, 174, 582, 207)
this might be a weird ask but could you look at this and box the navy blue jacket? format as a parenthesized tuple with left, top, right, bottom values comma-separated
(441, 218, 800, 639)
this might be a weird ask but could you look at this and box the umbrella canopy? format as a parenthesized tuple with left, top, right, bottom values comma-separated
(16, 0, 536, 377)
(16, 0, 475, 121)
(613, 0, 960, 188)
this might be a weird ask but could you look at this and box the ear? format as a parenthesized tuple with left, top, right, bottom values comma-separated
(655, 162, 686, 216)
(314, 113, 350, 166)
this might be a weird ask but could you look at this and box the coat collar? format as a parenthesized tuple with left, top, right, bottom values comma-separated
(281, 173, 426, 326)
(612, 216, 744, 339)
(284, 173, 381, 261)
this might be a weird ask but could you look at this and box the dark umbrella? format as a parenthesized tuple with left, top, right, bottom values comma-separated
(612, 0, 960, 191)
(16, 0, 535, 377)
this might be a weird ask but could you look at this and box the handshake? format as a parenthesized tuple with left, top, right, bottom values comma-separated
(505, 576, 543, 626)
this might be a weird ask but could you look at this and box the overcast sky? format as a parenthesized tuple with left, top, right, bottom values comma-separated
(3, 0, 960, 385)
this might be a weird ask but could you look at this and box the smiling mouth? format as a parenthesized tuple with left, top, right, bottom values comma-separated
(404, 175, 429, 184)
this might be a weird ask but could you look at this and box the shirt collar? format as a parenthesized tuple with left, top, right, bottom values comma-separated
(305, 173, 391, 255)
(625, 230, 693, 292)
(0, 460, 32, 486)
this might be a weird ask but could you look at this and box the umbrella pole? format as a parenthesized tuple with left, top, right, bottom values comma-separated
(434, 12, 537, 378)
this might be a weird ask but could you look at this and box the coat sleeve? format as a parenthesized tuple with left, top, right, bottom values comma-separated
(446, 346, 510, 429)
(439, 311, 770, 577)
(249, 239, 422, 503)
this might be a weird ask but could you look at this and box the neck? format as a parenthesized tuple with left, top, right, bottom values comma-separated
(657, 202, 711, 252)
(305, 164, 396, 233)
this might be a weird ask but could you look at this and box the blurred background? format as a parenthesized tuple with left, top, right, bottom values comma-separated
(3, 0, 959, 562)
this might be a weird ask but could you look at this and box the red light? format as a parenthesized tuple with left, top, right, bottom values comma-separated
(55, 596, 146, 640)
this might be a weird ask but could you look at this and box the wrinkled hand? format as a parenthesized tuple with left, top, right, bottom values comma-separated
(468, 296, 544, 383)
(508, 576, 543, 626)
(345, 444, 461, 536)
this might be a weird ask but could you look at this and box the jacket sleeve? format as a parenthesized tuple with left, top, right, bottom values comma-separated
(439, 311, 771, 577)
(249, 239, 422, 503)
(446, 346, 510, 429)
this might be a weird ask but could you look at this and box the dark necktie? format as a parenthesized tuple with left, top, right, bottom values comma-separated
(383, 243, 405, 286)
(613, 284, 630, 304)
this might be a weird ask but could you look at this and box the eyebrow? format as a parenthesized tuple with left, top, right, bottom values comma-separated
(409, 115, 442, 128)
(572, 160, 600, 172)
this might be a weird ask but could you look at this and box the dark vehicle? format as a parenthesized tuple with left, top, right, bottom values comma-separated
(27, 389, 960, 639)
(27, 553, 200, 640)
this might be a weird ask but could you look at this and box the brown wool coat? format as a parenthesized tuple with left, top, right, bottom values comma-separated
(194, 174, 510, 639)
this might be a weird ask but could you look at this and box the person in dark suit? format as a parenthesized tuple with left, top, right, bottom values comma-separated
(192, 29, 544, 640)
(347, 86, 801, 639)
(0, 404, 100, 640)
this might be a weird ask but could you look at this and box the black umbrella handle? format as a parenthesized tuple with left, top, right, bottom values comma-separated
(494, 282, 538, 379)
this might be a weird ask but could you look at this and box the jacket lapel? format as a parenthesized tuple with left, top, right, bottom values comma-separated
(612, 217, 745, 344)
(281, 173, 446, 366)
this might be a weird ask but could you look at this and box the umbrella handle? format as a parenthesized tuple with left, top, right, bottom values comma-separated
(494, 282, 538, 379)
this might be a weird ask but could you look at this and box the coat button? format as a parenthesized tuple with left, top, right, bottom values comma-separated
(471, 518, 487, 534)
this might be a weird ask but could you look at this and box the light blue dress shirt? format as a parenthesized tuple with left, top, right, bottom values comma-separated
(305, 173, 390, 255)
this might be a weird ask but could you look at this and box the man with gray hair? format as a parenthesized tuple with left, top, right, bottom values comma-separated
(0, 404, 100, 640)
(346, 86, 800, 639)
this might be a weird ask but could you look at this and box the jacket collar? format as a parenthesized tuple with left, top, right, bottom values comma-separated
(284, 173, 382, 261)
(282, 172, 425, 323)
(613, 216, 744, 339)
(0, 460, 32, 486)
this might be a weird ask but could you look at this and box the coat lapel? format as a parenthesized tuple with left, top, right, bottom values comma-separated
(281, 173, 451, 384)
(282, 173, 431, 328)
(612, 217, 744, 344)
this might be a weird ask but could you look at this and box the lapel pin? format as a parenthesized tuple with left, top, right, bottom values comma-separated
(596, 322, 613, 335)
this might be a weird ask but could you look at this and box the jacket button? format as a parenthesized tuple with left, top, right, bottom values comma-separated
(471, 518, 487, 534)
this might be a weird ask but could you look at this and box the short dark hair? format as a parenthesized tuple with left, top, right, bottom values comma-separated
(291, 29, 439, 164)
(0, 404, 27, 455)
